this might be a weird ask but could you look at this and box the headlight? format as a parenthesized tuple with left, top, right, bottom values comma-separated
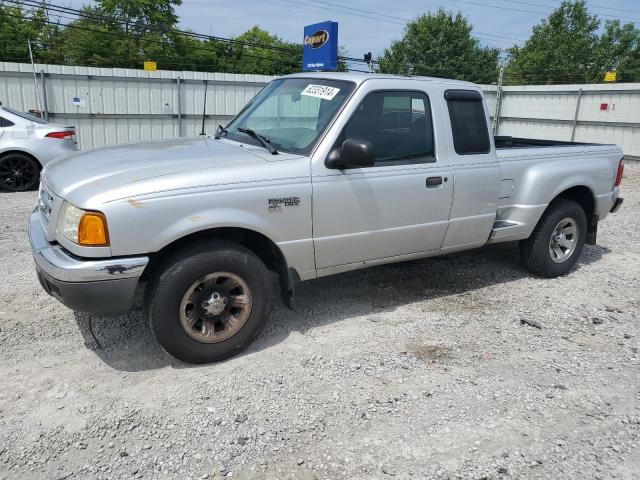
(57, 201, 110, 246)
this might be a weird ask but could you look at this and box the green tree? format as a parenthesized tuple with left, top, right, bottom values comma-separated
(595, 20, 640, 83)
(170, 35, 232, 72)
(60, 0, 182, 69)
(230, 26, 301, 75)
(0, 1, 305, 75)
(378, 9, 500, 83)
(505, 0, 640, 84)
(0, 1, 65, 65)
(99, 0, 181, 37)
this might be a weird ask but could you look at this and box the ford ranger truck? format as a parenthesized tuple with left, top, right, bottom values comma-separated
(29, 73, 625, 364)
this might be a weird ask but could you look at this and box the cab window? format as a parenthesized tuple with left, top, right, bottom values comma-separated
(341, 90, 435, 166)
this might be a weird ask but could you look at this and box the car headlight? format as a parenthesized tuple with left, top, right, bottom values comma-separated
(57, 201, 110, 246)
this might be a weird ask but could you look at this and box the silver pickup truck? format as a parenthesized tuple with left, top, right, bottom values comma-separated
(29, 73, 625, 363)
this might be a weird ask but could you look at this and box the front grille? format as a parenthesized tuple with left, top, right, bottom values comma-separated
(38, 184, 53, 223)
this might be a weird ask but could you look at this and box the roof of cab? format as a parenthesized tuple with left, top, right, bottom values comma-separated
(283, 71, 479, 88)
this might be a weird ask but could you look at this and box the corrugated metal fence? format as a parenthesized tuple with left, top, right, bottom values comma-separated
(1, 62, 639, 157)
(484, 83, 640, 159)
(0, 62, 274, 150)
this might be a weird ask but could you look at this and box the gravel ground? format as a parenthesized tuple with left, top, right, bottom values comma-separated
(1, 165, 639, 480)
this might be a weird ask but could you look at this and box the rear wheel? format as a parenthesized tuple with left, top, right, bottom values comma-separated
(147, 240, 272, 364)
(520, 198, 587, 277)
(0, 153, 40, 192)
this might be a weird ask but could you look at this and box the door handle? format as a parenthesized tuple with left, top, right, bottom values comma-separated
(425, 176, 443, 188)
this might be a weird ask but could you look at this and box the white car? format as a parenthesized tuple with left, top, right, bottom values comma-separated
(0, 105, 78, 191)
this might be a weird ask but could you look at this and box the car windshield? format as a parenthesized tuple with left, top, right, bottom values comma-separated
(3, 106, 48, 124)
(223, 78, 355, 155)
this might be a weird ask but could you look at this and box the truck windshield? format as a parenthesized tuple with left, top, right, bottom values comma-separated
(223, 78, 355, 155)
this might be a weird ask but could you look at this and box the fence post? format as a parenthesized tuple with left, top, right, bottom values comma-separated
(492, 66, 504, 135)
(40, 69, 49, 121)
(176, 77, 182, 137)
(570, 88, 583, 142)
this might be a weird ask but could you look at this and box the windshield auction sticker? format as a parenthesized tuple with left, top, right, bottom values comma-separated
(301, 84, 341, 100)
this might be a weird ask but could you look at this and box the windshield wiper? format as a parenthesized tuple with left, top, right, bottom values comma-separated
(237, 127, 278, 155)
(214, 124, 229, 139)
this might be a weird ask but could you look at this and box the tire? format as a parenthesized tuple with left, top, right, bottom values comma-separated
(520, 198, 587, 278)
(147, 240, 272, 364)
(0, 153, 41, 192)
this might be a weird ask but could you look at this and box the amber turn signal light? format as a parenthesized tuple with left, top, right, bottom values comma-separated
(78, 211, 110, 246)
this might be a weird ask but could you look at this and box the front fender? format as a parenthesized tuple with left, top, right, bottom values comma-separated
(103, 182, 315, 280)
(155, 207, 280, 252)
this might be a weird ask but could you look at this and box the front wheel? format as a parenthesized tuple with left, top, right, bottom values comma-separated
(147, 240, 272, 364)
(520, 198, 587, 278)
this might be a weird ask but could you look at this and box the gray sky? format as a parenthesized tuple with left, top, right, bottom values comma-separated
(65, 0, 640, 58)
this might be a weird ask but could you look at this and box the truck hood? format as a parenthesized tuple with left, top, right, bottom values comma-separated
(44, 137, 282, 206)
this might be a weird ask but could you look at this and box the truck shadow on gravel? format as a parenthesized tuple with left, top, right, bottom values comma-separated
(74, 242, 610, 372)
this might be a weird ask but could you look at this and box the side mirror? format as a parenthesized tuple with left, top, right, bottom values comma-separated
(325, 138, 375, 169)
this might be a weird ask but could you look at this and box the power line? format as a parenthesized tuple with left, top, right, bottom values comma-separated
(279, 0, 525, 44)
(454, 0, 639, 24)
(0, 10, 303, 70)
(502, 0, 640, 23)
(585, 1, 640, 16)
(300, 0, 410, 22)
(5, 0, 374, 66)
(0, 1, 316, 70)
(5, 0, 304, 56)
(507, 0, 640, 17)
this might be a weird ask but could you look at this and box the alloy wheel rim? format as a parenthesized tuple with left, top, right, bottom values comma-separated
(0, 157, 38, 191)
(179, 271, 253, 343)
(548, 217, 579, 264)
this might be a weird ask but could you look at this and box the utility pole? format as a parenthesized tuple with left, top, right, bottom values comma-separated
(492, 66, 504, 135)
(27, 39, 43, 119)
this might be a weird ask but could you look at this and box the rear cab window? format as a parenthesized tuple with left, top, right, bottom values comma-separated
(445, 89, 491, 155)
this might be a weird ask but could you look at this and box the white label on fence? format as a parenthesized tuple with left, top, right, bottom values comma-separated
(301, 84, 340, 100)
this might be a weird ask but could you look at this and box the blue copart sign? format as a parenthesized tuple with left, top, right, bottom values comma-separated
(303, 21, 338, 72)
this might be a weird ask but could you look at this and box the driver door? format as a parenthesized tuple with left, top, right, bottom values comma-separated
(312, 88, 454, 271)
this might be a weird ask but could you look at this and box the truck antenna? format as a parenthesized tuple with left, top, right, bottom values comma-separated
(200, 79, 208, 136)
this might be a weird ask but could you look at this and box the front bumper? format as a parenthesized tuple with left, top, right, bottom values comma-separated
(29, 209, 149, 314)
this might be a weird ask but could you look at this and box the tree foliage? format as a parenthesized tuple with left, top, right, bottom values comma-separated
(505, 0, 640, 84)
(2, 0, 640, 83)
(0, 1, 65, 65)
(228, 26, 301, 75)
(378, 9, 500, 83)
(0, 0, 300, 74)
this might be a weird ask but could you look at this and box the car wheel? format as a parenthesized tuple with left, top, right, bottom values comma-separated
(147, 240, 273, 364)
(520, 198, 587, 278)
(0, 153, 41, 192)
